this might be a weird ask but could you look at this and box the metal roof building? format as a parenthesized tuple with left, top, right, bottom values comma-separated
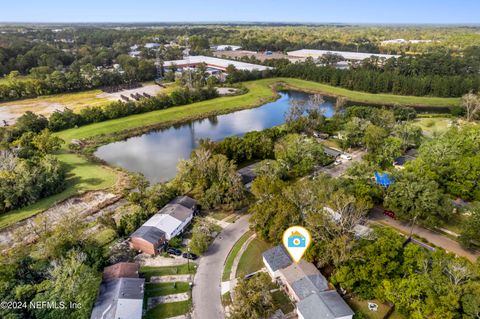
(287, 49, 400, 61)
(162, 55, 272, 72)
(90, 278, 145, 319)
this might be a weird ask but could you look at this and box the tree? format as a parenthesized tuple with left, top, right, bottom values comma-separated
(31, 250, 101, 319)
(461, 92, 480, 122)
(459, 203, 480, 249)
(229, 272, 276, 319)
(394, 122, 422, 150)
(189, 219, 218, 255)
(384, 171, 452, 227)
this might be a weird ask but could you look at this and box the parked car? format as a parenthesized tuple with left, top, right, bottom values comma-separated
(383, 210, 396, 219)
(341, 153, 352, 160)
(183, 252, 198, 260)
(334, 159, 342, 166)
(167, 248, 182, 256)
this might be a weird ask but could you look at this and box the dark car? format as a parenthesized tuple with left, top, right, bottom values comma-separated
(182, 252, 198, 260)
(383, 210, 396, 219)
(167, 248, 182, 256)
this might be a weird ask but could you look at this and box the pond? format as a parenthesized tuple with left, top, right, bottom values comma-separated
(95, 90, 336, 183)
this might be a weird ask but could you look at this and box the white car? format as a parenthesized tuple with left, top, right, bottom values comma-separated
(334, 159, 342, 166)
(340, 154, 352, 160)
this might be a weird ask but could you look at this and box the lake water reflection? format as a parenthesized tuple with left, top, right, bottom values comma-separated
(95, 90, 336, 182)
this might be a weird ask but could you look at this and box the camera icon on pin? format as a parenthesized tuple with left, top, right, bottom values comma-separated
(287, 231, 306, 248)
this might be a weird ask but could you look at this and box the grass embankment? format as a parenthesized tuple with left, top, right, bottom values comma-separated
(140, 264, 196, 281)
(235, 238, 272, 277)
(0, 151, 118, 230)
(144, 300, 192, 319)
(55, 78, 460, 144)
(278, 78, 461, 108)
(222, 230, 254, 281)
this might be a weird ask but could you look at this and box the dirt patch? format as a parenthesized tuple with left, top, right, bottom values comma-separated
(0, 191, 121, 249)
(97, 84, 164, 102)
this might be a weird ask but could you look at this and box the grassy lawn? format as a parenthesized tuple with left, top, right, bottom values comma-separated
(0, 88, 109, 113)
(222, 230, 253, 281)
(413, 117, 452, 136)
(280, 78, 461, 108)
(0, 152, 118, 230)
(140, 264, 196, 281)
(209, 209, 233, 221)
(236, 238, 272, 277)
(272, 290, 295, 314)
(145, 282, 190, 298)
(144, 300, 192, 319)
(348, 296, 396, 319)
(92, 228, 117, 246)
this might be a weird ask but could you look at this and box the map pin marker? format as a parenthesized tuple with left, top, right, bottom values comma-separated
(282, 226, 312, 263)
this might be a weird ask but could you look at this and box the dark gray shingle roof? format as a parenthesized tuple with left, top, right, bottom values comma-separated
(237, 164, 258, 185)
(323, 147, 342, 158)
(170, 196, 197, 210)
(131, 226, 165, 244)
(297, 290, 353, 319)
(262, 245, 293, 272)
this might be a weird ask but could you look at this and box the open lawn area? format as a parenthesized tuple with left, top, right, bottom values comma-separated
(144, 300, 192, 319)
(280, 78, 461, 108)
(145, 282, 190, 298)
(236, 237, 272, 277)
(140, 264, 196, 281)
(413, 116, 454, 136)
(0, 152, 118, 230)
(348, 296, 396, 319)
(223, 230, 253, 281)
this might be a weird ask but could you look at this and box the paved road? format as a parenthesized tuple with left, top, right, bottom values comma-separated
(192, 215, 250, 319)
(369, 208, 480, 262)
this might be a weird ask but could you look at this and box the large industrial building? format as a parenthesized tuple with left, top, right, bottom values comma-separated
(287, 49, 400, 62)
(161, 55, 272, 72)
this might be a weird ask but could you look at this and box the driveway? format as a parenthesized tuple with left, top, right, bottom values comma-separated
(369, 207, 480, 262)
(192, 215, 250, 319)
(314, 149, 365, 178)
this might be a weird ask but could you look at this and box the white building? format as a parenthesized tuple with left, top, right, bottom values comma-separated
(212, 44, 242, 51)
(162, 55, 272, 72)
(287, 49, 400, 62)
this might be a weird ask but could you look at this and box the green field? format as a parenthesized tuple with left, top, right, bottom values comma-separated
(55, 78, 460, 143)
(145, 282, 190, 298)
(280, 78, 461, 108)
(144, 300, 192, 319)
(236, 238, 272, 277)
(0, 152, 118, 230)
(140, 264, 196, 281)
(222, 230, 253, 281)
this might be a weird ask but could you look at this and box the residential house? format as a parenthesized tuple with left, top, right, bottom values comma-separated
(263, 245, 354, 319)
(130, 196, 197, 255)
(91, 263, 145, 319)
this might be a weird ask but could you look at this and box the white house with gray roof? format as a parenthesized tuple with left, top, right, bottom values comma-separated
(262, 245, 293, 278)
(90, 277, 145, 319)
(298, 290, 354, 319)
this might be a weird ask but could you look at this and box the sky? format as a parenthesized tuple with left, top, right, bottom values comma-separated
(0, 0, 479, 24)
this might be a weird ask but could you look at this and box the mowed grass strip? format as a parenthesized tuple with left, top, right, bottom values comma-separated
(55, 80, 277, 142)
(0, 152, 118, 230)
(222, 230, 253, 281)
(140, 264, 196, 281)
(235, 238, 272, 277)
(144, 300, 192, 319)
(145, 282, 190, 298)
(277, 77, 461, 107)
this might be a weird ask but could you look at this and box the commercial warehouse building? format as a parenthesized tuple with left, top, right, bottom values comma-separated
(162, 55, 272, 72)
(287, 49, 400, 62)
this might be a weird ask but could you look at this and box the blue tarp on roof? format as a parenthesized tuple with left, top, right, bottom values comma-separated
(375, 172, 393, 187)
